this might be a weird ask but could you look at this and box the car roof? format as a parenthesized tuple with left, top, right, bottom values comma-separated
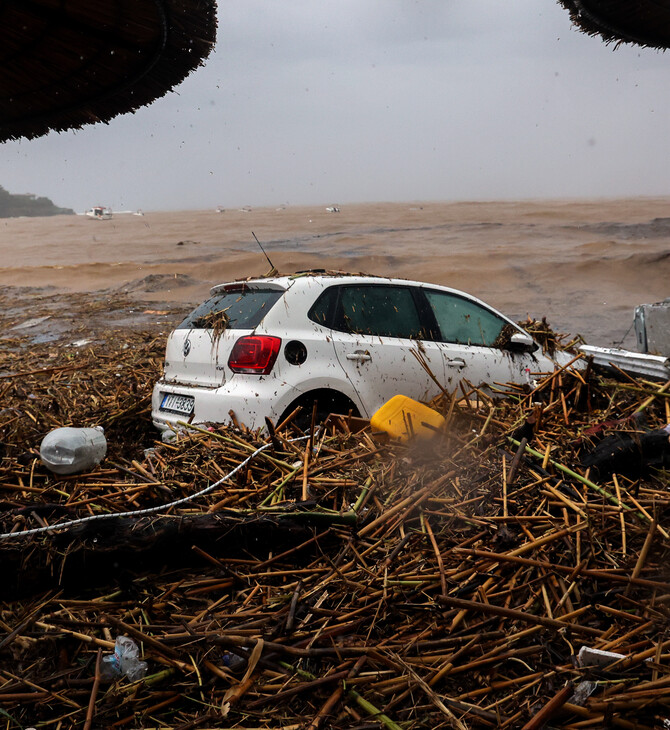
(207, 271, 524, 333)
(211, 271, 463, 295)
(210, 272, 489, 305)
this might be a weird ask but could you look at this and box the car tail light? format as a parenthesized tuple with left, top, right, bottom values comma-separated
(228, 335, 281, 374)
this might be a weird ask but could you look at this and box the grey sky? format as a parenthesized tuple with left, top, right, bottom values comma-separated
(1, 0, 669, 212)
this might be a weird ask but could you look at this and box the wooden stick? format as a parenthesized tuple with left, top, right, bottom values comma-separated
(437, 594, 603, 637)
(83, 648, 102, 730)
(520, 683, 573, 730)
(424, 518, 447, 596)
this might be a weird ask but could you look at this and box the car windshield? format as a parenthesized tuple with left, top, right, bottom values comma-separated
(177, 288, 283, 330)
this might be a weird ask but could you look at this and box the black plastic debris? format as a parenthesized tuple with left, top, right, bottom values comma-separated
(581, 427, 670, 477)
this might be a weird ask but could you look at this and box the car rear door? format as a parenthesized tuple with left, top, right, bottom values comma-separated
(322, 284, 447, 417)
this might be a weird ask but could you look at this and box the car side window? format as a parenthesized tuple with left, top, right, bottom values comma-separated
(424, 289, 505, 346)
(308, 286, 338, 327)
(335, 285, 425, 339)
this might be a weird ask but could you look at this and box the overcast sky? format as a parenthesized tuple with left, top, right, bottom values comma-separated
(1, 0, 669, 212)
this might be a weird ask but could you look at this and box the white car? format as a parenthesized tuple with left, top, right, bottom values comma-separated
(152, 273, 568, 431)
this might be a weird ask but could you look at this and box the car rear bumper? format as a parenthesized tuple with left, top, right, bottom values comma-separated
(152, 377, 301, 432)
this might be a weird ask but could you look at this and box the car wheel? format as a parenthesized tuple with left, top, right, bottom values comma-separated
(278, 389, 359, 432)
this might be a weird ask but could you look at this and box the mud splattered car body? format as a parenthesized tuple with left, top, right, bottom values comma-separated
(152, 273, 566, 431)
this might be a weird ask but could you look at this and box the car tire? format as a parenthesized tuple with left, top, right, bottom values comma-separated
(278, 389, 359, 432)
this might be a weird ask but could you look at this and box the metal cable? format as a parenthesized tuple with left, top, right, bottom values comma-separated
(0, 435, 308, 540)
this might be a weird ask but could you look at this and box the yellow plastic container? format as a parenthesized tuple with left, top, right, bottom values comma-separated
(370, 395, 445, 442)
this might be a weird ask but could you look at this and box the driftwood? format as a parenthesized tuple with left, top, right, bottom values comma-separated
(0, 512, 351, 600)
(2, 299, 670, 728)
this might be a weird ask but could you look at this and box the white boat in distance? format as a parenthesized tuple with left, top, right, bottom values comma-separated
(85, 206, 113, 220)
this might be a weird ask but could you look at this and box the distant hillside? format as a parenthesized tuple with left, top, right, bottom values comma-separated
(0, 186, 74, 217)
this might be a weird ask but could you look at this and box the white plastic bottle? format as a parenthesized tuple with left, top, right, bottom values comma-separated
(39, 426, 107, 475)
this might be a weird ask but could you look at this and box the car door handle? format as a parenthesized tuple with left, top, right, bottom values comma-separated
(446, 358, 466, 369)
(346, 351, 372, 362)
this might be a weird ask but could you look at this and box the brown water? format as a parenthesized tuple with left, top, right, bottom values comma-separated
(1, 198, 670, 345)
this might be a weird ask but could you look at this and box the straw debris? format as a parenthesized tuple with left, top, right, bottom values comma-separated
(0, 0, 218, 142)
(1, 294, 670, 728)
(558, 0, 670, 50)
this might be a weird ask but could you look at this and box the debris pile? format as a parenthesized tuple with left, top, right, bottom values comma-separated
(1, 305, 670, 729)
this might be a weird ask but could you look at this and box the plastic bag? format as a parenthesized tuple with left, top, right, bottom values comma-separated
(100, 636, 147, 682)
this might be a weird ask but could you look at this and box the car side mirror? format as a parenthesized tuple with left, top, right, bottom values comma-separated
(507, 331, 538, 353)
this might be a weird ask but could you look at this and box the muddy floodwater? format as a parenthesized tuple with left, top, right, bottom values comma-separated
(2, 198, 670, 346)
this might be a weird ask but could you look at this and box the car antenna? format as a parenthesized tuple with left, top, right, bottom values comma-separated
(252, 231, 278, 277)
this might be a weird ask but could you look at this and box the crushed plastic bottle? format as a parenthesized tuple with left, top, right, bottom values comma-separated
(161, 427, 187, 444)
(221, 650, 247, 672)
(40, 426, 107, 475)
(100, 636, 147, 683)
(161, 429, 177, 444)
(570, 680, 597, 706)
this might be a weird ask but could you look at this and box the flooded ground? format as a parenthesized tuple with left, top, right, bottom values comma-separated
(2, 198, 670, 346)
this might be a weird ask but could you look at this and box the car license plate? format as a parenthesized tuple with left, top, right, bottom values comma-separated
(160, 393, 195, 415)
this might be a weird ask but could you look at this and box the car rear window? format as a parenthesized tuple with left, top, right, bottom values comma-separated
(177, 289, 283, 330)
